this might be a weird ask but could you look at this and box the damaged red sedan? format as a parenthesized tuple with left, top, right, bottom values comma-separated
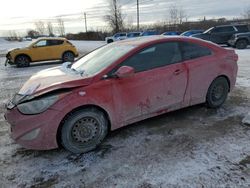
(5, 36, 238, 153)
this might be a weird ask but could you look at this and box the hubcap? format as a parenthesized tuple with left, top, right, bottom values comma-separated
(71, 117, 99, 143)
(18, 57, 28, 64)
(64, 53, 74, 61)
(211, 84, 225, 101)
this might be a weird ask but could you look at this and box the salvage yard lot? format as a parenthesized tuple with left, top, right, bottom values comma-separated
(0, 40, 250, 187)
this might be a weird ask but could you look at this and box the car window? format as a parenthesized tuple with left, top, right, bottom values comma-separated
(34, 40, 47, 47)
(235, 25, 249, 32)
(113, 42, 182, 73)
(213, 26, 235, 33)
(180, 42, 212, 60)
(119, 33, 126, 37)
(47, 40, 64, 46)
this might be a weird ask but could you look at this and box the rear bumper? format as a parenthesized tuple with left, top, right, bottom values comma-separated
(4, 107, 64, 150)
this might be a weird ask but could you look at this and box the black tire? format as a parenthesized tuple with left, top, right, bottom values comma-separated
(236, 39, 248, 49)
(107, 39, 113, 44)
(61, 108, 108, 154)
(62, 51, 75, 62)
(206, 77, 229, 108)
(15, 55, 30, 67)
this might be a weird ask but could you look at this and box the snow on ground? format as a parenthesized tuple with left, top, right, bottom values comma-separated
(0, 41, 249, 187)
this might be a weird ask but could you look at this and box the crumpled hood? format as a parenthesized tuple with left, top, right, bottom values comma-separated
(8, 47, 28, 53)
(19, 66, 92, 96)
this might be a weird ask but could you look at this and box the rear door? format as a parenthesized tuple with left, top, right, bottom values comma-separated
(29, 39, 51, 61)
(47, 39, 65, 59)
(108, 42, 188, 125)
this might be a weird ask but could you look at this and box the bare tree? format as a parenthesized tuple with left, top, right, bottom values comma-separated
(35, 21, 46, 35)
(57, 18, 65, 36)
(47, 22, 54, 36)
(242, 6, 250, 19)
(178, 7, 188, 24)
(104, 0, 124, 33)
(7, 30, 18, 41)
(169, 5, 179, 25)
(168, 5, 188, 27)
(27, 29, 39, 38)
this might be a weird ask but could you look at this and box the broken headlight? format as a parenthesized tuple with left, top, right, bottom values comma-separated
(17, 94, 58, 115)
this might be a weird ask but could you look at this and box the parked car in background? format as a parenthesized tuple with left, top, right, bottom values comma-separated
(5, 37, 78, 67)
(228, 32, 250, 49)
(192, 24, 250, 45)
(127, 32, 141, 38)
(141, 30, 159, 36)
(181, 30, 204, 37)
(105, 33, 127, 43)
(5, 36, 238, 153)
(22, 37, 32, 41)
(162, 31, 180, 36)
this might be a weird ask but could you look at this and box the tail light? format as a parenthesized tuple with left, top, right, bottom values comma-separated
(225, 49, 238, 62)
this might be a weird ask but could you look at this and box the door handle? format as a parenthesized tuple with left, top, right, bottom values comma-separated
(174, 69, 183, 75)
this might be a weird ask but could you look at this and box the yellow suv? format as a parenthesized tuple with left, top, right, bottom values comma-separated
(5, 37, 79, 67)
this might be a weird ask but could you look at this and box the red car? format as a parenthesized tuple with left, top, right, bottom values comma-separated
(5, 36, 238, 153)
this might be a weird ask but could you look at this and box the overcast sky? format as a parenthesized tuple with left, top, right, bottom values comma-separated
(0, 0, 249, 36)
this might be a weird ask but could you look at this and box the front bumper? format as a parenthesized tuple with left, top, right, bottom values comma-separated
(5, 53, 14, 66)
(4, 107, 64, 150)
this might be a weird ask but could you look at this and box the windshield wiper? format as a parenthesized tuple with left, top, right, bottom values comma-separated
(61, 62, 84, 76)
(71, 68, 85, 76)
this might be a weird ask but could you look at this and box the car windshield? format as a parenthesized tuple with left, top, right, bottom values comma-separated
(28, 39, 41, 47)
(204, 27, 214, 34)
(71, 44, 136, 76)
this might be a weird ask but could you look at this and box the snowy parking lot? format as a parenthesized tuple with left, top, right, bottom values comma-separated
(0, 39, 249, 187)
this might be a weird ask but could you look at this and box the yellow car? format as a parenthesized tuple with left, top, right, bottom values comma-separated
(5, 37, 79, 67)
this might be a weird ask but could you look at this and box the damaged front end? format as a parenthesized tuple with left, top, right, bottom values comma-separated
(5, 52, 14, 66)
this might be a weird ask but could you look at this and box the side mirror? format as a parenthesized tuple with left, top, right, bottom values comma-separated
(115, 66, 135, 78)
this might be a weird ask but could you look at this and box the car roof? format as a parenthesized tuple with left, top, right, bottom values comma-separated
(115, 35, 199, 45)
(37, 37, 66, 40)
(215, 24, 247, 28)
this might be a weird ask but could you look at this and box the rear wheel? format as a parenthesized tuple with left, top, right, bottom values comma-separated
(236, 39, 248, 49)
(206, 77, 229, 108)
(62, 51, 75, 62)
(15, 55, 30, 67)
(61, 108, 108, 153)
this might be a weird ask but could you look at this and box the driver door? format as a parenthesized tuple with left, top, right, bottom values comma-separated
(30, 39, 51, 61)
(108, 42, 188, 127)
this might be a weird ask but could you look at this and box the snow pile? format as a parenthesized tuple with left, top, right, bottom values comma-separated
(0, 39, 30, 56)
(70, 40, 105, 55)
(242, 113, 250, 126)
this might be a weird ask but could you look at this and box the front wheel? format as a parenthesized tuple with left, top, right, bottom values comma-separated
(206, 77, 229, 108)
(61, 108, 108, 154)
(62, 51, 75, 62)
(15, 55, 30, 67)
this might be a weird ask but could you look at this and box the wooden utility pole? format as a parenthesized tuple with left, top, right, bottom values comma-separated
(137, 0, 139, 31)
(84, 12, 87, 33)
